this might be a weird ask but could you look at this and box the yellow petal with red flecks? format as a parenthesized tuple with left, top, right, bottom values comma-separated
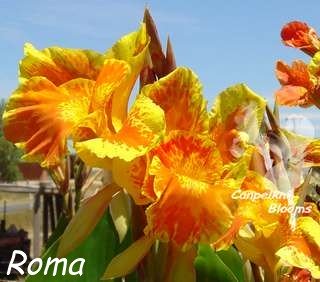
(276, 246, 320, 279)
(304, 139, 320, 166)
(92, 59, 131, 111)
(112, 157, 151, 205)
(20, 43, 104, 85)
(105, 24, 150, 131)
(237, 171, 290, 233)
(75, 95, 165, 167)
(275, 217, 320, 279)
(141, 67, 209, 133)
(211, 83, 266, 144)
(297, 217, 320, 248)
(72, 59, 132, 140)
(3, 77, 94, 167)
(151, 132, 224, 186)
(72, 110, 109, 141)
(144, 133, 238, 248)
(145, 174, 239, 248)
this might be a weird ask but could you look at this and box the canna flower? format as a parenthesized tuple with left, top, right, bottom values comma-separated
(111, 67, 210, 204)
(143, 131, 241, 248)
(274, 60, 316, 107)
(103, 130, 252, 280)
(240, 208, 320, 281)
(233, 179, 320, 280)
(2, 25, 151, 168)
(210, 84, 266, 163)
(276, 216, 320, 280)
(103, 76, 271, 280)
(281, 21, 320, 56)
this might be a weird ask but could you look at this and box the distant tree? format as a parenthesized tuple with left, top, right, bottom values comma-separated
(0, 99, 22, 182)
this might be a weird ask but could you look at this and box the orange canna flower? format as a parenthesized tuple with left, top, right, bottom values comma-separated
(3, 25, 151, 168)
(111, 67, 210, 204)
(274, 60, 317, 107)
(281, 21, 320, 56)
(143, 132, 241, 248)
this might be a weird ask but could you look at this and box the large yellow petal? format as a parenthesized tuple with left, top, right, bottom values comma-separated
(112, 157, 151, 205)
(141, 67, 209, 133)
(73, 59, 132, 141)
(102, 236, 155, 280)
(20, 43, 104, 85)
(105, 24, 150, 130)
(93, 59, 131, 111)
(297, 216, 320, 249)
(211, 83, 266, 144)
(75, 95, 165, 167)
(57, 183, 121, 258)
(276, 246, 320, 279)
(3, 77, 94, 167)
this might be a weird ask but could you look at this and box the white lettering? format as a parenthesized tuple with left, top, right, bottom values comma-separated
(69, 258, 85, 276)
(7, 250, 27, 275)
(44, 257, 68, 276)
(27, 258, 43, 275)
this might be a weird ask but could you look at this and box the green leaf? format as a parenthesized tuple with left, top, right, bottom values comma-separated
(194, 244, 244, 282)
(217, 246, 245, 282)
(44, 214, 69, 251)
(26, 210, 119, 282)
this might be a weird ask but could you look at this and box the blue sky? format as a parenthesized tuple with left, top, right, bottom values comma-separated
(1, 0, 320, 135)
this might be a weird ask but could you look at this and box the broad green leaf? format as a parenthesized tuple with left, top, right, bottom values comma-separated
(195, 244, 244, 282)
(26, 210, 119, 282)
(217, 246, 245, 282)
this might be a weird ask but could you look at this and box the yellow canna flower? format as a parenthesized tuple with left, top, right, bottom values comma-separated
(3, 25, 151, 168)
